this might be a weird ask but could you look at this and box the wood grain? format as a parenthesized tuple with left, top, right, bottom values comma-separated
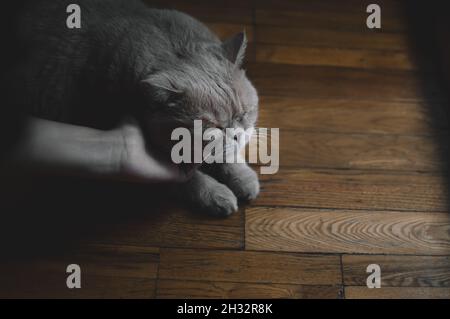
(255, 44, 415, 70)
(254, 169, 448, 211)
(0, 274, 155, 299)
(158, 248, 342, 285)
(145, 0, 407, 31)
(345, 286, 450, 299)
(257, 130, 446, 171)
(157, 279, 343, 299)
(147, 2, 254, 24)
(246, 207, 450, 255)
(205, 23, 254, 42)
(256, 25, 409, 51)
(90, 205, 244, 250)
(247, 63, 436, 102)
(343, 255, 450, 287)
(254, 0, 405, 13)
(145, 0, 254, 10)
(257, 97, 448, 135)
(255, 9, 408, 32)
(0, 244, 159, 298)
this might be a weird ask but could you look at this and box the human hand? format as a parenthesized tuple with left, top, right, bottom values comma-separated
(113, 118, 194, 183)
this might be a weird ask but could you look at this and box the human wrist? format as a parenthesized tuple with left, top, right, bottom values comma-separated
(95, 128, 126, 177)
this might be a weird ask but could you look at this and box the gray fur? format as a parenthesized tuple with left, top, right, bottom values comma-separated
(9, 0, 259, 216)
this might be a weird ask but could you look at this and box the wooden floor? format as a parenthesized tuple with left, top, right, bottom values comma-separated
(1, 0, 450, 299)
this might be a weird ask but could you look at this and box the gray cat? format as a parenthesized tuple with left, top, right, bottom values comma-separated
(9, 0, 259, 216)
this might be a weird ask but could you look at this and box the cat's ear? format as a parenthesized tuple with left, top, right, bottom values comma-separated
(222, 31, 247, 67)
(140, 72, 183, 101)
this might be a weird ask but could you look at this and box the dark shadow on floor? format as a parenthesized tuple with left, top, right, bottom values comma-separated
(406, 1, 450, 210)
(0, 172, 177, 260)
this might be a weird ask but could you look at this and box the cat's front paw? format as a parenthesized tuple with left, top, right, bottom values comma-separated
(227, 167, 260, 201)
(200, 183, 238, 217)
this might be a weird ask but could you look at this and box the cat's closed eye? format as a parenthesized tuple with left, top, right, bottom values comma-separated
(234, 111, 249, 122)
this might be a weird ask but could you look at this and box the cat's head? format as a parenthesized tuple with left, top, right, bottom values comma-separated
(140, 32, 258, 160)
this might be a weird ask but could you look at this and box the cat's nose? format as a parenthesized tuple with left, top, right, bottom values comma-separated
(233, 131, 246, 146)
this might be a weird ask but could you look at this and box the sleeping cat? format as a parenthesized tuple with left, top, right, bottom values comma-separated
(8, 0, 259, 216)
